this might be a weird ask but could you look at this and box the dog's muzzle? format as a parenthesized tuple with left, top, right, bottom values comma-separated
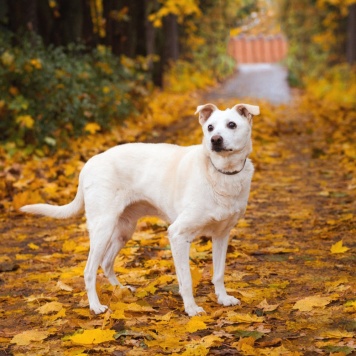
(211, 135, 233, 152)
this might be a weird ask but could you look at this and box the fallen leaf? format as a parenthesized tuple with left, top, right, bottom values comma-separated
(257, 299, 280, 312)
(201, 335, 223, 347)
(46, 307, 66, 321)
(186, 316, 207, 333)
(36, 301, 63, 314)
(56, 280, 73, 292)
(191, 266, 203, 290)
(331, 240, 350, 254)
(235, 330, 265, 340)
(69, 329, 116, 345)
(145, 333, 183, 352)
(11, 330, 49, 345)
(227, 312, 264, 323)
(181, 344, 209, 355)
(28, 242, 40, 250)
(110, 309, 126, 320)
(318, 329, 354, 339)
(293, 296, 332, 312)
(84, 122, 101, 134)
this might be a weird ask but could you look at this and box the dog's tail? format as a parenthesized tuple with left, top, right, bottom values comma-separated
(20, 181, 84, 219)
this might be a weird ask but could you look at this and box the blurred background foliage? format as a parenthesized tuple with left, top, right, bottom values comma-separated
(277, 0, 356, 89)
(0, 0, 245, 151)
(0, 0, 355, 153)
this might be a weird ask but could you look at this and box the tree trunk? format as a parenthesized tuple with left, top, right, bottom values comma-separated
(103, 0, 124, 55)
(57, 0, 83, 45)
(8, 0, 38, 34)
(81, 0, 96, 48)
(347, 4, 356, 64)
(37, 0, 54, 46)
(163, 14, 179, 62)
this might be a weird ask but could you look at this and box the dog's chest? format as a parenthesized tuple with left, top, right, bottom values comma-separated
(199, 211, 239, 237)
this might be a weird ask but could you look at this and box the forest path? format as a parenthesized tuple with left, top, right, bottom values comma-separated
(206, 63, 291, 105)
(1, 67, 355, 355)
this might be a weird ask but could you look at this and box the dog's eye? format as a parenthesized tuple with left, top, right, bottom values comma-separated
(207, 125, 214, 132)
(227, 122, 237, 129)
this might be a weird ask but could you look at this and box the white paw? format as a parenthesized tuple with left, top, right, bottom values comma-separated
(218, 295, 241, 307)
(90, 304, 108, 314)
(126, 285, 136, 292)
(185, 304, 205, 317)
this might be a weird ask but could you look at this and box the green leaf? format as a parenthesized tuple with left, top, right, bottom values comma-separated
(234, 330, 265, 340)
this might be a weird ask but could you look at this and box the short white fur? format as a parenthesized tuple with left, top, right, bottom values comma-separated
(21, 103, 260, 316)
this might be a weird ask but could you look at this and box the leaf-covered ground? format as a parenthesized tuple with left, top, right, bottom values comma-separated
(0, 91, 355, 355)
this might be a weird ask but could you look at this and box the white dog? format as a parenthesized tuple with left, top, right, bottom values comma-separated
(21, 103, 260, 316)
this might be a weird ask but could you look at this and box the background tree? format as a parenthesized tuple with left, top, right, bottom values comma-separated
(0, 0, 245, 86)
(347, 3, 356, 64)
(277, 0, 356, 85)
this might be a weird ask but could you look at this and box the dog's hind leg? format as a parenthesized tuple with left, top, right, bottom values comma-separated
(101, 232, 124, 286)
(101, 217, 137, 290)
(84, 214, 119, 314)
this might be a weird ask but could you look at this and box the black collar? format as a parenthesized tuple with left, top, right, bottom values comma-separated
(210, 158, 247, 175)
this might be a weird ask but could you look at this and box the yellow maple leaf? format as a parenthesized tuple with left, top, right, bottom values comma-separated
(186, 316, 207, 333)
(36, 301, 63, 315)
(28, 242, 40, 250)
(201, 335, 223, 347)
(56, 280, 73, 292)
(60, 265, 85, 280)
(64, 163, 77, 177)
(1, 51, 14, 66)
(319, 329, 354, 339)
(126, 302, 154, 312)
(84, 122, 101, 134)
(181, 344, 209, 356)
(330, 240, 350, 254)
(191, 266, 202, 290)
(111, 308, 126, 320)
(257, 299, 280, 312)
(145, 333, 183, 351)
(237, 336, 256, 352)
(227, 312, 264, 323)
(16, 115, 35, 129)
(194, 240, 212, 252)
(69, 329, 115, 345)
(13, 190, 42, 210)
(293, 296, 332, 312)
(156, 274, 176, 285)
(46, 307, 66, 321)
(30, 58, 42, 69)
(62, 240, 77, 253)
(11, 330, 49, 345)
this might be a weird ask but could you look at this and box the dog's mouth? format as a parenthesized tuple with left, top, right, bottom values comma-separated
(212, 147, 233, 153)
(212, 145, 246, 153)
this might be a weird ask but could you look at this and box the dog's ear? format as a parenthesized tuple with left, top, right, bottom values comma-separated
(233, 104, 260, 123)
(195, 103, 218, 125)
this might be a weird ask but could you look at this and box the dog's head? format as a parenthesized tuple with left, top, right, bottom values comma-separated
(195, 103, 260, 155)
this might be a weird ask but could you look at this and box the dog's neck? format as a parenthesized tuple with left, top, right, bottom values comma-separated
(209, 157, 247, 175)
(205, 141, 251, 176)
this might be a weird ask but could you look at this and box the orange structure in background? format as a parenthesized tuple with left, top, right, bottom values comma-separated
(228, 34, 288, 63)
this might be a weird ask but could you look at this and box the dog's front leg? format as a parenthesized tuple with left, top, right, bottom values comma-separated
(212, 235, 241, 307)
(168, 226, 204, 316)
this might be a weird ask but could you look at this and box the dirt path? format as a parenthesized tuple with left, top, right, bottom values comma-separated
(1, 69, 355, 355)
(207, 63, 291, 104)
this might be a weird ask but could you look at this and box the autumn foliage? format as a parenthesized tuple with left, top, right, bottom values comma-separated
(1, 1, 356, 355)
(1, 79, 356, 354)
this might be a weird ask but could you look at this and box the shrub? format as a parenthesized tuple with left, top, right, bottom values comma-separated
(0, 33, 147, 153)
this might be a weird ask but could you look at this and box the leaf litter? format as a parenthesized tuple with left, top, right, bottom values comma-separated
(0, 92, 355, 355)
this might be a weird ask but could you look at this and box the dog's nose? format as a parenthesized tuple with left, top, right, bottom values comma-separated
(211, 135, 223, 146)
